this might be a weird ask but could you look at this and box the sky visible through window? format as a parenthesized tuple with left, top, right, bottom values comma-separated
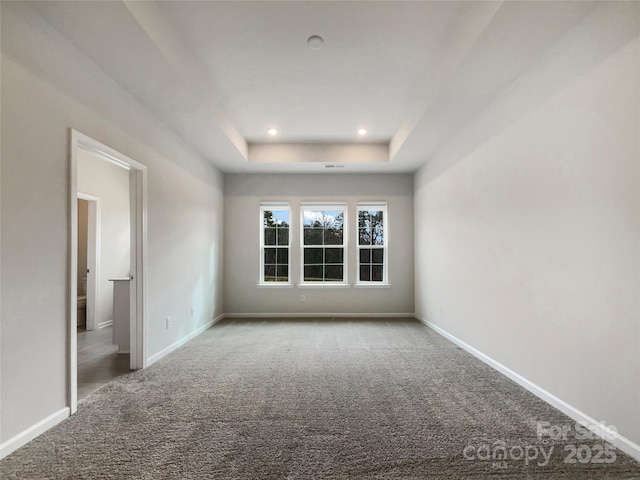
(303, 208, 345, 282)
(263, 209, 290, 282)
(358, 208, 385, 282)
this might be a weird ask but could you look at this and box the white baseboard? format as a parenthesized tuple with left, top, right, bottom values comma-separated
(0, 407, 70, 459)
(98, 320, 113, 328)
(223, 312, 415, 319)
(415, 314, 640, 463)
(146, 314, 224, 366)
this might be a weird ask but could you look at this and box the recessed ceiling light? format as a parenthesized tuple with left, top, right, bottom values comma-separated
(308, 35, 324, 50)
(358, 128, 368, 136)
(268, 128, 278, 136)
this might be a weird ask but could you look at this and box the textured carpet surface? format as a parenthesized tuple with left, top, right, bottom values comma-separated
(2, 318, 640, 479)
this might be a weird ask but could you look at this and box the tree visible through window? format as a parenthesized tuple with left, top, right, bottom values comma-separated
(261, 206, 290, 282)
(302, 206, 346, 283)
(357, 204, 387, 283)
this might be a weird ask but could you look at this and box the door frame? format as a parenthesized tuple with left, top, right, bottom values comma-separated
(69, 129, 148, 414)
(76, 192, 100, 331)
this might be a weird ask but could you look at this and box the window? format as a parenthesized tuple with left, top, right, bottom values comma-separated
(357, 203, 387, 284)
(260, 205, 290, 283)
(301, 205, 346, 283)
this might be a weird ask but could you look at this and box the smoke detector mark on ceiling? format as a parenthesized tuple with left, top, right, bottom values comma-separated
(307, 35, 324, 50)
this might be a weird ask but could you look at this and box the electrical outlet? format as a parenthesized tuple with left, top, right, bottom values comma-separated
(166, 316, 171, 329)
(300, 294, 306, 302)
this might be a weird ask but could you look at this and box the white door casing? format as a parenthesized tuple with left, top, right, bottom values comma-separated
(69, 129, 148, 414)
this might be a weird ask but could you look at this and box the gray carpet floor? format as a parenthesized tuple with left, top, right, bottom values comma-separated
(2, 318, 640, 479)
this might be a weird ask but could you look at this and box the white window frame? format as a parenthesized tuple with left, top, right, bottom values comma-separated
(259, 203, 292, 286)
(300, 203, 348, 286)
(356, 202, 388, 285)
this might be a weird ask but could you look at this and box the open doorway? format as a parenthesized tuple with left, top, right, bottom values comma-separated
(76, 193, 99, 331)
(76, 156, 129, 400)
(69, 130, 147, 414)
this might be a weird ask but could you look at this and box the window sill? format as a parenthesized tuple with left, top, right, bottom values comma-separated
(256, 283, 295, 288)
(297, 283, 351, 289)
(353, 283, 391, 288)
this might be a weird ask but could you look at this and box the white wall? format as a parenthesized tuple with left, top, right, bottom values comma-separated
(1, 3, 224, 447)
(224, 174, 414, 315)
(415, 33, 640, 453)
(78, 150, 130, 326)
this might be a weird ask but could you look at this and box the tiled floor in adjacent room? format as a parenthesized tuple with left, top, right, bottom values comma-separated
(77, 325, 131, 400)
